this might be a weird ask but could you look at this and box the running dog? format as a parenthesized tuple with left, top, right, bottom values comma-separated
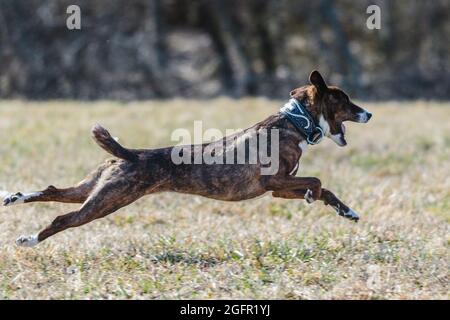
(4, 70, 371, 247)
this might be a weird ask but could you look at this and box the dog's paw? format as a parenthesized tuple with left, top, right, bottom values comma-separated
(332, 205, 360, 222)
(305, 189, 315, 204)
(16, 235, 39, 247)
(3, 192, 24, 206)
(342, 207, 359, 222)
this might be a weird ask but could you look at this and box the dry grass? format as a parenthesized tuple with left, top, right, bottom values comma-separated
(0, 98, 449, 299)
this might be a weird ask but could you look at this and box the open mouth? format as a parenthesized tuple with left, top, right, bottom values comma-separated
(338, 135, 347, 146)
(336, 123, 347, 146)
(331, 127, 347, 146)
(339, 123, 347, 147)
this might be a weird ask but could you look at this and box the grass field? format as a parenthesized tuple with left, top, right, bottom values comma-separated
(0, 99, 449, 299)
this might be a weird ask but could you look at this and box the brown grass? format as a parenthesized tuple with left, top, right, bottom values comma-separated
(0, 99, 449, 299)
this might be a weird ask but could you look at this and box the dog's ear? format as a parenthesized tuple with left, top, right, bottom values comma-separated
(309, 70, 328, 96)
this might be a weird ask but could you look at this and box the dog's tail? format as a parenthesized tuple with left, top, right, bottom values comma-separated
(91, 124, 138, 162)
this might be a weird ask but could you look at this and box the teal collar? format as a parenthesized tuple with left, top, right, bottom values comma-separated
(280, 98, 324, 145)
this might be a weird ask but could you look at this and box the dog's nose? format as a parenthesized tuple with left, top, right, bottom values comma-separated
(357, 111, 372, 123)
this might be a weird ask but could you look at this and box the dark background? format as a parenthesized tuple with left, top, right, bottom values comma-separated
(0, 0, 449, 100)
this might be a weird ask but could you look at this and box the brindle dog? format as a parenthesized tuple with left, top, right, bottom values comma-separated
(4, 70, 371, 247)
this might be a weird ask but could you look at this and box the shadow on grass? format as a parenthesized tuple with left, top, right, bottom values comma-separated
(150, 250, 223, 267)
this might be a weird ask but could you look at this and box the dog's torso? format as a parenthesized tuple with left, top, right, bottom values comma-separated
(118, 114, 305, 201)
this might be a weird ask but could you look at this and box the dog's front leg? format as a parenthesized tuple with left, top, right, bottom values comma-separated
(268, 177, 359, 222)
(267, 176, 323, 200)
(320, 188, 359, 221)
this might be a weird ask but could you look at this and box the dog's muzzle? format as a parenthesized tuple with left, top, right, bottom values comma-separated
(357, 111, 372, 123)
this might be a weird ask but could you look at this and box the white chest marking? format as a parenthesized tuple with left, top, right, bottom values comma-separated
(318, 115, 330, 136)
(318, 114, 346, 145)
(298, 140, 308, 153)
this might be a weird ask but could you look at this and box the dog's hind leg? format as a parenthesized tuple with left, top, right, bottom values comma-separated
(15, 177, 146, 247)
(3, 160, 114, 206)
(3, 185, 91, 206)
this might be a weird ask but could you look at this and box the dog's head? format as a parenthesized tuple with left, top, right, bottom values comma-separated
(290, 70, 372, 146)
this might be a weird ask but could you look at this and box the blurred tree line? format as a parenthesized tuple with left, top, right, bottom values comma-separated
(0, 0, 448, 100)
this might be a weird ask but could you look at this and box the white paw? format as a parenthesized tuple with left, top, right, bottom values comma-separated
(332, 205, 360, 222)
(3, 192, 41, 206)
(343, 207, 359, 222)
(3, 192, 25, 206)
(16, 235, 39, 247)
(305, 189, 315, 203)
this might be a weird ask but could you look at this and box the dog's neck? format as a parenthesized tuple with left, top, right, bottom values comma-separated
(293, 88, 332, 138)
(282, 92, 329, 144)
(295, 93, 322, 125)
